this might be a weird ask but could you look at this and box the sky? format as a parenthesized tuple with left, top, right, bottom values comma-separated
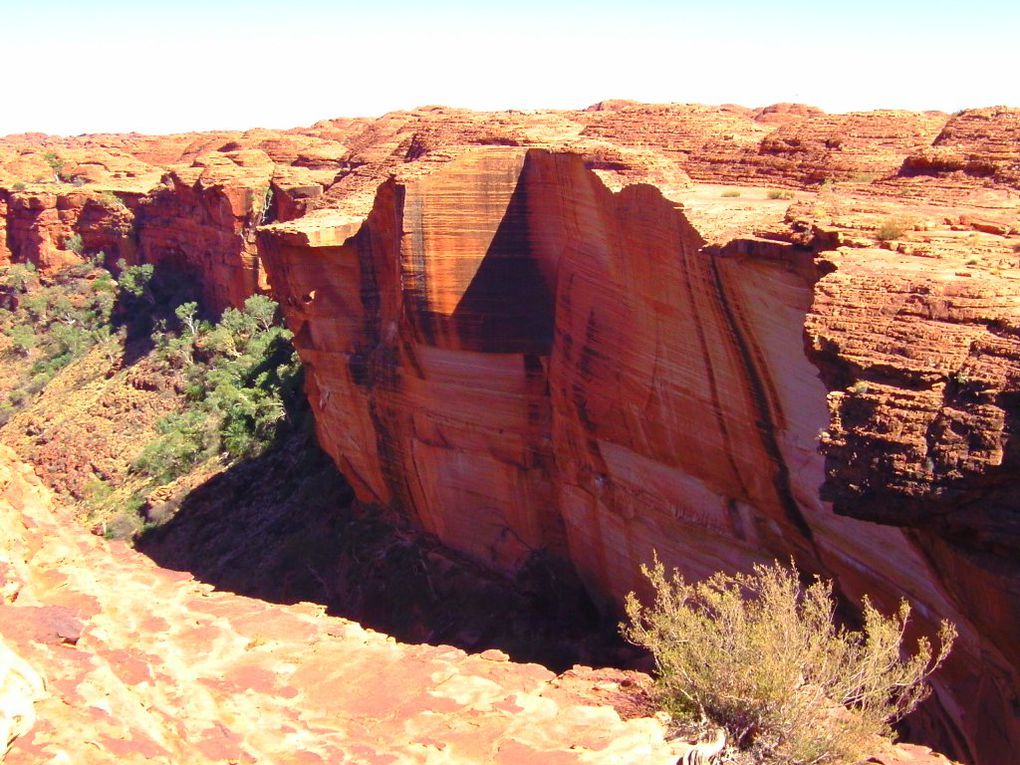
(3, 0, 1018, 136)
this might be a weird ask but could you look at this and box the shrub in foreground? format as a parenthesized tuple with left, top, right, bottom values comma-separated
(622, 557, 955, 764)
(875, 216, 916, 242)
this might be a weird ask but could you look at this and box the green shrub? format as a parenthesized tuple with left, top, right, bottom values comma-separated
(0, 259, 124, 418)
(1, 263, 37, 294)
(134, 293, 298, 478)
(7, 324, 36, 355)
(43, 152, 64, 180)
(11, 181, 26, 192)
(116, 261, 155, 299)
(131, 410, 212, 483)
(64, 233, 84, 255)
(722, 190, 742, 198)
(622, 557, 955, 765)
(768, 189, 795, 200)
(875, 216, 915, 242)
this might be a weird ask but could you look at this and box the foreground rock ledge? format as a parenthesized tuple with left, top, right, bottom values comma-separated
(0, 445, 677, 763)
(0, 447, 956, 764)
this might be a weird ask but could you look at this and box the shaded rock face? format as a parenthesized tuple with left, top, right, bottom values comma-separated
(135, 158, 273, 314)
(261, 146, 1018, 764)
(0, 190, 135, 272)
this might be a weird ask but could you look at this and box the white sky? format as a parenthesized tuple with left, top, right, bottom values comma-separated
(3, 0, 1018, 135)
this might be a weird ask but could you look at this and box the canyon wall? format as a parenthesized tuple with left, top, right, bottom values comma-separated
(2, 103, 1019, 764)
(260, 145, 1019, 764)
(0, 190, 135, 272)
(134, 153, 273, 313)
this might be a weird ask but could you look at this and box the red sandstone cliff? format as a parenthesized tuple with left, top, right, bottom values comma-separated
(256, 142, 1020, 763)
(2, 103, 1018, 764)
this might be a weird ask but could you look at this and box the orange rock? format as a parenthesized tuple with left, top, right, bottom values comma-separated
(3, 102, 1019, 764)
(259, 133, 1019, 764)
(0, 637, 45, 758)
(0, 445, 689, 764)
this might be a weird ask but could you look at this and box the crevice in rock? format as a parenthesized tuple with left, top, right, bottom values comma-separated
(134, 394, 635, 672)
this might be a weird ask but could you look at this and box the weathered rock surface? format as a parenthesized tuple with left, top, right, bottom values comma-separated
(578, 103, 949, 186)
(257, 135, 1019, 764)
(0, 445, 694, 763)
(0, 637, 44, 759)
(2, 102, 1019, 764)
(902, 107, 1020, 186)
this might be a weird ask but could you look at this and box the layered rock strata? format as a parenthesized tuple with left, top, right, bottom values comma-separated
(260, 145, 1019, 765)
(2, 102, 1019, 764)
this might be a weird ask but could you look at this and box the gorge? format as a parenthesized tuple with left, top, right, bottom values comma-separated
(1, 102, 1018, 764)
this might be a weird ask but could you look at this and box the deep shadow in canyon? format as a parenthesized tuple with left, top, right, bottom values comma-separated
(135, 389, 636, 673)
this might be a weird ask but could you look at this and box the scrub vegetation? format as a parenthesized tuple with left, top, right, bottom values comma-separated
(623, 556, 956, 764)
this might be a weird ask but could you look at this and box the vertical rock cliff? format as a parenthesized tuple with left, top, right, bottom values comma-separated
(260, 145, 1019, 763)
(135, 151, 274, 313)
(3, 104, 1018, 764)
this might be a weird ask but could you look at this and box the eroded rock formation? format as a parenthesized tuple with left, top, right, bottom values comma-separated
(258, 140, 1019, 764)
(2, 102, 1018, 764)
(0, 444, 691, 764)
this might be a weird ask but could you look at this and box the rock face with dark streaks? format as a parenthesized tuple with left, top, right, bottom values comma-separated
(259, 138, 1020, 764)
(2, 102, 1019, 764)
(134, 152, 274, 313)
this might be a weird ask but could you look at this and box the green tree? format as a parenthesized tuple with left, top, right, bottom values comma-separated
(134, 293, 298, 475)
(132, 410, 214, 483)
(242, 294, 277, 332)
(116, 261, 155, 299)
(175, 301, 200, 337)
(7, 324, 36, 355)
(43, 152, 64, 181)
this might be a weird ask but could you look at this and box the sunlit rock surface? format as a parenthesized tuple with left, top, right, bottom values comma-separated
(2, 102, 1019, 764)
(0, 445, 689, 764)
(258, 135, 1019, 764)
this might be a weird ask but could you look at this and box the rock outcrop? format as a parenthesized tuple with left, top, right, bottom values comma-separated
(258, 138, 1019, 764)
(902, 107, 1020, 185)
(0, 639, 44, 759)
(2, 102, 1018, 764)
(0, 444, 690, 764)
